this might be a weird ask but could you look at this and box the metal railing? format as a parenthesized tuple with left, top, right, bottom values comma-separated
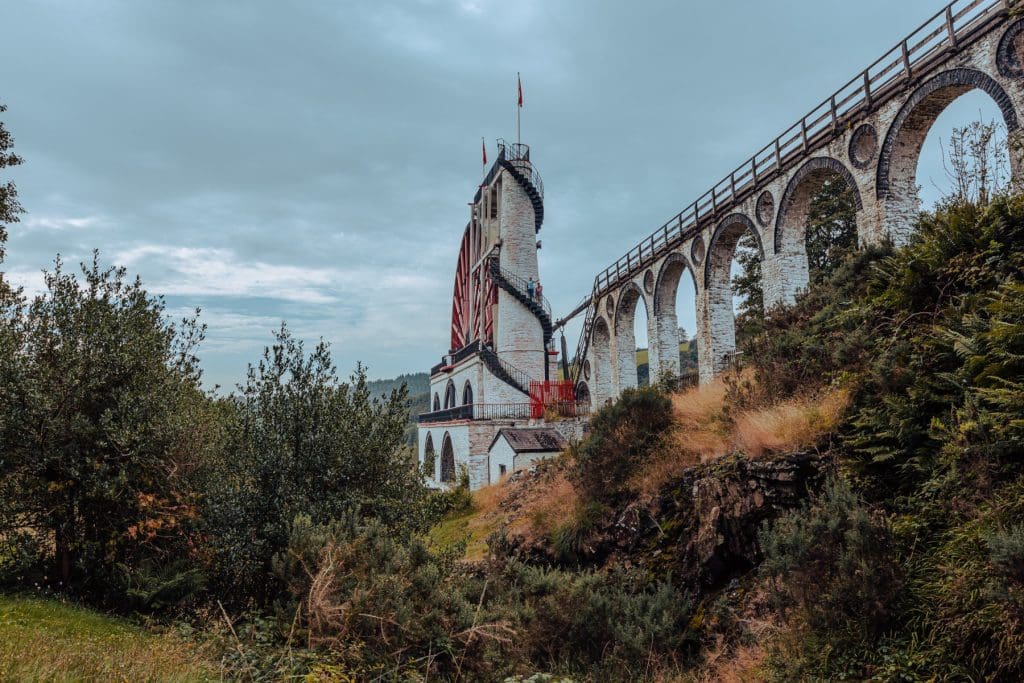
(489, 258, 553, 320)
(497, 138, 545, 205)
(430, 340, 484, 377)
(480, 344, 533, 395)
(418, 404, 474, 423)
(570, 0, 1008, 383)
(419, 400, 590, 423)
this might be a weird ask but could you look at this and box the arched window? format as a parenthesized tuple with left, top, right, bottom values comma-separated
(440, 432, 455, 483)
(462, 380, 473, 406)
(423, 433, 436, 477)
(432, 393, 440, 411)
(444, 380, 456, 409)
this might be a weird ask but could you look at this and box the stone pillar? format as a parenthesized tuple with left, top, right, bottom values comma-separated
(613, 320, 636, 395)
(695, 282, 717, 384)
(762, 248, 808, 310)
(651, 310, 679, 381)
(589, 316, 614, 406)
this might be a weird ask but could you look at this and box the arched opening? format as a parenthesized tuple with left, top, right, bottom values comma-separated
(576, 381, 591, 410)
(915, 91, 1011, 211)
(775, 157, 863, 295)
(878, 67, 1020, 244)
(705, 214, 765, 377)
(440, 432, 455, 483)
(462, 380, 474, 407)
(634, 289, 651, 387)
(653, 253, 699, 385)
(423, 433, 436, 478)
(443, 380, 456, 410)
(590, 315, 613, 404)
(613, 284, 647, 392)
(432, 393, 440, 412)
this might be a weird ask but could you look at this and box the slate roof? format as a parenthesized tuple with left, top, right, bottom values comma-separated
(489, 427, 568, 454)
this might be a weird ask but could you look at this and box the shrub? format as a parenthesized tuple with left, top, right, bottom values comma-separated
(200, 327, 429, 606)
(573, 387, 673, 503)
(494, 562, 698, 677)
(759, 476, 899, 677)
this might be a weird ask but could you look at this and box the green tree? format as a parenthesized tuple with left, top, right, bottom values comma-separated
(0, 101, 24, 262)
(804, 178, 858, 283)
(731, 231, 764, 346)
(202, 326, 428, 603)
(0, 254, 208, 595)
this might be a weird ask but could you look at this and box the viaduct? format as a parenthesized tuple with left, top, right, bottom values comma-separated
(563, 0, 1024, 407)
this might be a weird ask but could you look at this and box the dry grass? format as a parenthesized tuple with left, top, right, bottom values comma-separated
(506, 466, 580, 544)
(427, 483, 509, 561)
(632, 379, 850, 498)
(0, 593, 217, 681)
(734, 387, 849, 458)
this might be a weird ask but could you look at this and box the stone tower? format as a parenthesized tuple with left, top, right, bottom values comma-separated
(418, 139, 579, 490)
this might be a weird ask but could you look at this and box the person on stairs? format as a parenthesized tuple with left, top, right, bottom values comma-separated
(527, 277, 535, 299)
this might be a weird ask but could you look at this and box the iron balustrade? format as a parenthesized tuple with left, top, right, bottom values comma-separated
(473, 139, 546, 207)
(570, 0, 1007, 384)
(418, 404, 474, 423)
(489, 259, 553, 319)
(497, 138, 545, 206)
(419, 400, 590, 423)
(430, 340, 484, 377)
(479, 344, 533, 395)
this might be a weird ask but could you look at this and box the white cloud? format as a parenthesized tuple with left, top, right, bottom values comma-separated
(19, 215, 101, 232)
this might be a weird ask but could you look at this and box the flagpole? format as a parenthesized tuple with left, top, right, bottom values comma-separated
(516, 72, 521, 145)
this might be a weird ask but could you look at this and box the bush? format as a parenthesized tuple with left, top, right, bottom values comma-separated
(759, 476, 900, 678)
(573, 387, 673, 503)
(494, 562, 698, 677)
(200, 327, 429, 606)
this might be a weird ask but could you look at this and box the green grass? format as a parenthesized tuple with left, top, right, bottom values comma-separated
(0, 594, 218, 682)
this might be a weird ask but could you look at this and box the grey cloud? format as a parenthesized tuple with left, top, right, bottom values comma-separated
(1, 0, 984, 388)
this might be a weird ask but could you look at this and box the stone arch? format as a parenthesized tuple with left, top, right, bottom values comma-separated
(775, 156, 863, 254)
(576, 381, 591, 409)
(651, 252, 698, 379)
(462, 380, 474, 406)
(613, 282, 648, 392)
(443, 379, 456, 409)
(423, 432, 436, 477)
(703, 214, 762, 289)
(876, 67, 1020, 244)
(772, 156, 863, 306)
(440, 432, 455, 483)
(590, 315, 613, 405)
(432, 392, 440, 412)
(704, 213, 764, 377)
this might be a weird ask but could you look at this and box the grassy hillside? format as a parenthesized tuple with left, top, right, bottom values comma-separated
(0, 594, 216, 681)
(420, 196, 1024, 680)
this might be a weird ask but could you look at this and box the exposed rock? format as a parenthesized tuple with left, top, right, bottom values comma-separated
(501, 451, 827, 595)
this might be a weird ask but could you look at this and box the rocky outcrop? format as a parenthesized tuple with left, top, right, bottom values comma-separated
(502, 452, 827, 594)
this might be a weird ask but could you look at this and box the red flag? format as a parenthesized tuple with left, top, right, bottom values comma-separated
(517, 73, 523, 107)
(481, 137, 487, 165)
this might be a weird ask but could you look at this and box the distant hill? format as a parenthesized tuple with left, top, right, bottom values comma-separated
(367, 372, 430, 446)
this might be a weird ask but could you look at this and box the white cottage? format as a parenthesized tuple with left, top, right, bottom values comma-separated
(487, 427, 567, 483)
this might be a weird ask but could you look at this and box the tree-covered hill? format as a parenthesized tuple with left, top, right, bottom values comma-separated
(368, 372, 429, 445)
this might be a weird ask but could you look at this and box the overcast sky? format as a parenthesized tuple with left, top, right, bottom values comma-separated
(1, 0, 1005, 390)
